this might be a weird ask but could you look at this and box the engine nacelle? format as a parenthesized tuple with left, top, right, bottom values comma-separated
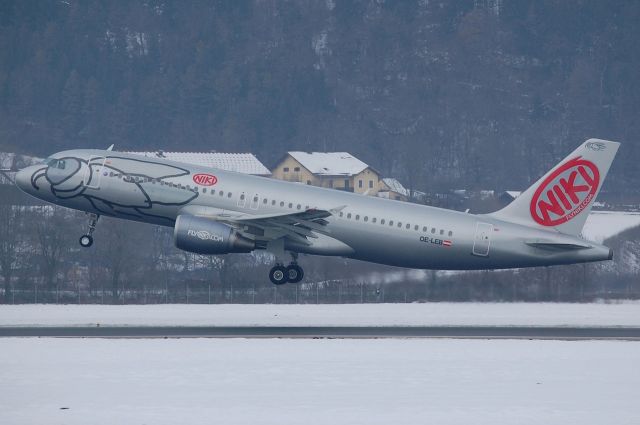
(174, 215, 255, 254)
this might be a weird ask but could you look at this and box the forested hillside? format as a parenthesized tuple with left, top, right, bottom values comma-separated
(1, 0, 639, 195)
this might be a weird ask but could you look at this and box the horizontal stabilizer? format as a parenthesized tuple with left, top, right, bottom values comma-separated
(525, 241, 592, 251)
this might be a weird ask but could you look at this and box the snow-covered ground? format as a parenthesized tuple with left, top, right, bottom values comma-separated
(0, 338, 638, 425)
(582, 211, 640, 243)
(1, 302, 640, 328)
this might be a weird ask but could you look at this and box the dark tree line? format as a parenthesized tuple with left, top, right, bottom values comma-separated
(1, 0, 640, 197)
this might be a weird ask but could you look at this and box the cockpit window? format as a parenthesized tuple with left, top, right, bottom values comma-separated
(45, 158, 66, 169)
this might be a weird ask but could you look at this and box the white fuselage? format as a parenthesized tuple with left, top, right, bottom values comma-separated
(15, 149, 613, 270)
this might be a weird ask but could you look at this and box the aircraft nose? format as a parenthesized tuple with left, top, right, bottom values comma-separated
(14, 165, 37, 193)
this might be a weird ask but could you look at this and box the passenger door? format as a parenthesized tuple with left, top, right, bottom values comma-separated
(472, 222, 493, 256)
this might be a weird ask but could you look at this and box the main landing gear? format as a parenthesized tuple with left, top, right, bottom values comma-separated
(79, 213, 100, 248)
(269, 253, 304, 285)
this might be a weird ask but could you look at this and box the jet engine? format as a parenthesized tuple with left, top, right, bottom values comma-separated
(174, 214, 255, 254)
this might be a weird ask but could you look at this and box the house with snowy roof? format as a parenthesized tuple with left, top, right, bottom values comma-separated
(377, 178, 410, 202)
(125, 151, 271, 176)
(271, 152, 380, 195)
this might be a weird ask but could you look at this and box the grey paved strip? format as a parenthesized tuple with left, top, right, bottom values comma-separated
(0, 326, 639, 340)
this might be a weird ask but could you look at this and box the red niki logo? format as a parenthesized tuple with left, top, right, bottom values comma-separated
(192, 173, 218, 186)
(530, 157, 600, 226)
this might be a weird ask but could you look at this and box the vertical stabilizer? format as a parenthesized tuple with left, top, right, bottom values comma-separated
(490, 139, 620, 236)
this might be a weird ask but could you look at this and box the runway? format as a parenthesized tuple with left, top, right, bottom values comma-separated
(1, 326, 640, 340)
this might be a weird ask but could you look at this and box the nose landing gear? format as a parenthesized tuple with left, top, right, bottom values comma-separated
(79, 213, 99, 248)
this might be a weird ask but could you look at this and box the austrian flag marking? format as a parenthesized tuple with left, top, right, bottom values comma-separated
(530, 156, 600, 226)
(192, 173, 218, 186)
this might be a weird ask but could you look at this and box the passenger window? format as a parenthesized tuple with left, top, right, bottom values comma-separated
(431, 228, 436, 234)
(272, 200, 276, 206)
(423, 226, 427, 232)
(203, 188, 207, 193)
(407, 224, 411, 229)
(339, 212, 344, 217)
(381, 219, 385, 225)
(372, 218, 376, 223)
(288, 203, 293, 208)
(228, 192, 232, 198)
(297, 204, 301, 210)
(219, 190, 224, 196)
(398, 222, 402, 228)
(389, 220, 394, 226)
(364, 216, 368, 222)
(414, 225, 419, 231)
(355, 215, 360, 220)
(281, 201, 285, 207)
(240, 194, 245, 200)
(263, 198, 268, 204)
(347, 213, 352, 219)
(440, 229, 444, 235)
(253, 196, 259, 202)
(448, 231, 453, 237)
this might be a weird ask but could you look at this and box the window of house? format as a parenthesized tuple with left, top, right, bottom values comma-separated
(306, 180, 311, 185)
(369, 180, 373, 188)
(329, 180, 334, 188)
(358, 180, 363, 188)
(344, 179, 350, 188)
(294, 167, 300, 172)
(283, 167, 289, 172)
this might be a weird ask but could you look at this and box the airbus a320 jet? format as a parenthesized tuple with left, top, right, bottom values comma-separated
(15, 139, 619, 284)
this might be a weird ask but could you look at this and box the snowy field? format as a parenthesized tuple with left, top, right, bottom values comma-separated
(1, 302, 640, 327)
(0, 338, 639, 425)
(581, 210, 640, 243)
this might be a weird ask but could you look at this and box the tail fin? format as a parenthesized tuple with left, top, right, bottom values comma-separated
(490, 139, 620, 236)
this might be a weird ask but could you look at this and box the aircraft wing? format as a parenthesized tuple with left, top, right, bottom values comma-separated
(179, 205, 345, 245)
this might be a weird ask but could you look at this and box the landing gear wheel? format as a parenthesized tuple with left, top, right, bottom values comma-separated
(286, 264, 304, 283)
(79, 234, 93, 248)
(269, 265, 288, 285)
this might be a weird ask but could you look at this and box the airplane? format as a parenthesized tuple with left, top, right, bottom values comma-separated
(14, 139, 619, 285)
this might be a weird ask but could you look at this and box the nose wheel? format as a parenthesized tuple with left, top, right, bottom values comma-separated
(79, 213, 99, 248)
(79, 234, 93, 248)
